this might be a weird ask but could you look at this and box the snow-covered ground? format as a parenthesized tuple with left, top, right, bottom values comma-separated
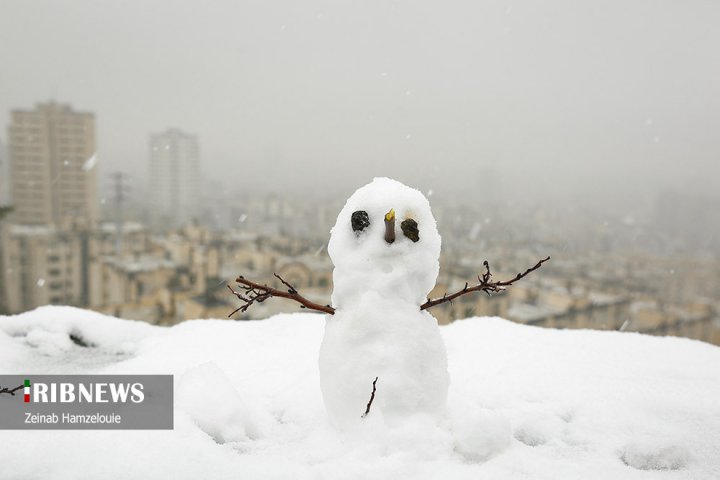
(0, 306, 719, 479)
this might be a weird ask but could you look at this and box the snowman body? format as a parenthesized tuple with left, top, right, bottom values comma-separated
(319, 178, 449, 427)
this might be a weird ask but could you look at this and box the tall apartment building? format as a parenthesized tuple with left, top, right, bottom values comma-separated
(0, 139, 10, 206)
(149, 128, 200, 229)
(7, 102, 98, 227)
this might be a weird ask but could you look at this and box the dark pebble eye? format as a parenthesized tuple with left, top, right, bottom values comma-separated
(401, 219, 419, 242)
(351, 210, 370, 233)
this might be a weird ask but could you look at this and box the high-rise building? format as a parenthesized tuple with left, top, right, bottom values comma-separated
(0, 139, 10, 206)
(7, 101, 98, 226)
(148, 128, 200, 229)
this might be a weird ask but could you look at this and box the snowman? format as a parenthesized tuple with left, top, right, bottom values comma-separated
(229, 177, 548, 429)
(320, 177, 448, 427)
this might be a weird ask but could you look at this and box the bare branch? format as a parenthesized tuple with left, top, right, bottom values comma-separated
(228, 274, 336, 317)
(273, 273, 298, 294)
(361, 377, 379, 418)
(0, 385, 23, 397)
(229, 257, 548, 317)
(420, 256, 550, 311)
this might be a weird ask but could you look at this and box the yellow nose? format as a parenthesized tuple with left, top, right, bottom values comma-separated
(384, 208, 396, 244)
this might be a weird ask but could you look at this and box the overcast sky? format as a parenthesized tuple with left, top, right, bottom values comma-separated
(1, 0, 718, 206)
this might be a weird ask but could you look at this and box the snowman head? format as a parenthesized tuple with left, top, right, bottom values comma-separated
(328, 177, 441, 308)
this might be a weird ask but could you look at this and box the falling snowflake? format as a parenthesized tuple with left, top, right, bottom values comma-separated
(82, 153, 98, 171)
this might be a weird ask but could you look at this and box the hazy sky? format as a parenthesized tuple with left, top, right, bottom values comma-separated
(1, 0, 719, 205)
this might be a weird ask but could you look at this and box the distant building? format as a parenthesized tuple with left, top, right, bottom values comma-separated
(148, 129, 200, 229)
(0, 138, 10, 206)
(0, 224, 89, 312)
(0, 220, 156, 315)
(7, 102, 98, 227)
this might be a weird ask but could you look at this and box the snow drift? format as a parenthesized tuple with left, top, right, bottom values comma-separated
(0, 306, 719, 480)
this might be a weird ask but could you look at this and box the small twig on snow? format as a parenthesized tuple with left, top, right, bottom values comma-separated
(361, 377, 379, 418)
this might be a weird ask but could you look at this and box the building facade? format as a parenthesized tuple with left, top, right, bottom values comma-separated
(149, 129, 200, 229)
(0, 138, 10, 206)
(0, 225, 88, 312)
(7, 102, 98, 227)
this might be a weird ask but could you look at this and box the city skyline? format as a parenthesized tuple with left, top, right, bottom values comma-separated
(3, 99, 718, 223)
(1, 99, 717, 256)
(0, 100, 717, 346)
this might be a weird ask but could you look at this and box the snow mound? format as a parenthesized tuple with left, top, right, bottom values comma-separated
(177, 362, 271, 443)
(1, 306, 720, 480)
(620, 441, 690, 471)
(450, 407, 512, 462)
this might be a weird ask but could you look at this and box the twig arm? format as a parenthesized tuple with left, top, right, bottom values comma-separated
(229, 257, 548, 316)
(420, 256, 550, 311)
(228, 274, 335, 317)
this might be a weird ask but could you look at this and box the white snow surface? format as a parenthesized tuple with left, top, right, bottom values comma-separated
(1, 306, 719, 479)
(322, 177, 448, 427)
